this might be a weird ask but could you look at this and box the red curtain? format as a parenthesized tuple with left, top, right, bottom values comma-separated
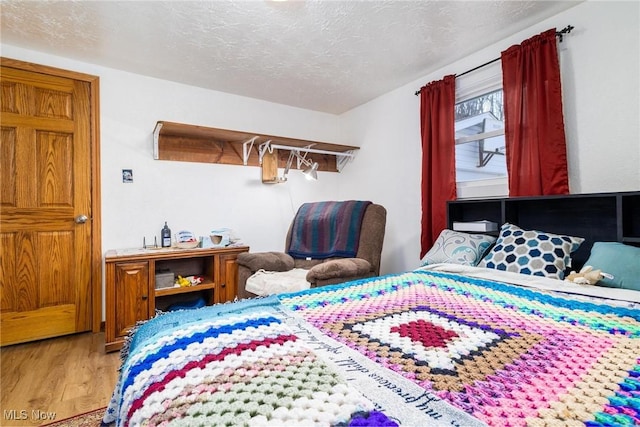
(419, 75, 457, 258)
(501, 28, 569, 196)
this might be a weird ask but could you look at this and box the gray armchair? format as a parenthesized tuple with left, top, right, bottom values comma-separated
(237, 203, 386, 299)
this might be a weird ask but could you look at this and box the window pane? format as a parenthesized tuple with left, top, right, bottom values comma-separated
(455, 90, 507, 183)
(455, 89, 504, 121)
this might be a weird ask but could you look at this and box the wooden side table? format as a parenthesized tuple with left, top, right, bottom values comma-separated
(104, 245, 249, 352)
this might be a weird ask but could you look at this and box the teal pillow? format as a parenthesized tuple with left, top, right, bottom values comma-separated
(584, 242, 640, 291)
(421, 229, 496, 267)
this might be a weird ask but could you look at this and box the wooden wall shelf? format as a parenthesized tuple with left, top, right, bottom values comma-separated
(153, 121, 359, 173)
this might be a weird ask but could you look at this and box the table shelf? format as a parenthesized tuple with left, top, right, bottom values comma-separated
(155, 281, 215, 297)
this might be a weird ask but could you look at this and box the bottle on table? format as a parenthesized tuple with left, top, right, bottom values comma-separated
(161, 222, 171, 248)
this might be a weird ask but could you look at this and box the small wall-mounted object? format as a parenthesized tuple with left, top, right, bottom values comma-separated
(152, 121, 359, 173)
(261, 148, 279, 183)
(122, 169, 133, 183)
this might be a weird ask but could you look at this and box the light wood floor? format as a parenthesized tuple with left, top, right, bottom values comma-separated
(1, 332, 120, 426)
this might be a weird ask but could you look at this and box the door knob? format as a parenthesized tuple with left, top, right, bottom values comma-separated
(75, 214, 89, 224)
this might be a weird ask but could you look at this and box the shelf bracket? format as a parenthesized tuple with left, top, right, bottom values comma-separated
(241, 136, 260, 165)
(337, 150, 356, 172)
(152, 122, 163, 160)
(294, 145, 314, 169)
(257, 140, 274, 165)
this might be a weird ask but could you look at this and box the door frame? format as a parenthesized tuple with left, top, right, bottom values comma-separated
(1, 57, 102, 333)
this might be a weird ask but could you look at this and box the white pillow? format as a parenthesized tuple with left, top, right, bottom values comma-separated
(245, 268, 311, 296)
(421, 229, 496, 267)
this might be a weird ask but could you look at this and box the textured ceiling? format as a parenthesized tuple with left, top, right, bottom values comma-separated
(0, 1, 580, 114)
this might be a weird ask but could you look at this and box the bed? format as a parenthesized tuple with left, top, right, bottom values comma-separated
(103, 193, 640, 427)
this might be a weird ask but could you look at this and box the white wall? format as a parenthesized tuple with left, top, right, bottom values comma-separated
(1, 44, 348, 319)
(0, 45, 345, 255)
(2, 0, 638, 313)
(339, 0, 640, 273)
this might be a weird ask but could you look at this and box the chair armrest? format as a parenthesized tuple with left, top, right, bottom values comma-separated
(236, 251, 295, 272)
(306, 258, 371, 282)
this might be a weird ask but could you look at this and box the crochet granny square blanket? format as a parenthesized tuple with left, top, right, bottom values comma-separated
(104, 270, 640, 427)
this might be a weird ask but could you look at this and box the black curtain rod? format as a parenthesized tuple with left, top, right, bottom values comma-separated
(414, 25, 574, 96)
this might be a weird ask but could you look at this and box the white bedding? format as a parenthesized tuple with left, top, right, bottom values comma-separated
(416, 263, 640, 306)
(245, 267, 311, 296)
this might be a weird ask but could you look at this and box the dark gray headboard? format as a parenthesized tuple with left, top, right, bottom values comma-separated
(447, 191, 640, 271)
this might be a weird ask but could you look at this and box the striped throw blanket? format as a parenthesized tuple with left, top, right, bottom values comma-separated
(288, 200, 371, 259)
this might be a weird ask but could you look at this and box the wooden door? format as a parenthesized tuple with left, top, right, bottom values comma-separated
(113, 262, 150, 339)
(216, 253, 240, 304)
(0, 60, 100, 346)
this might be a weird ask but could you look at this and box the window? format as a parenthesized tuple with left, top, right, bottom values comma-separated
(454, 61, 508, 199)
(455, 89, 506, 180)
